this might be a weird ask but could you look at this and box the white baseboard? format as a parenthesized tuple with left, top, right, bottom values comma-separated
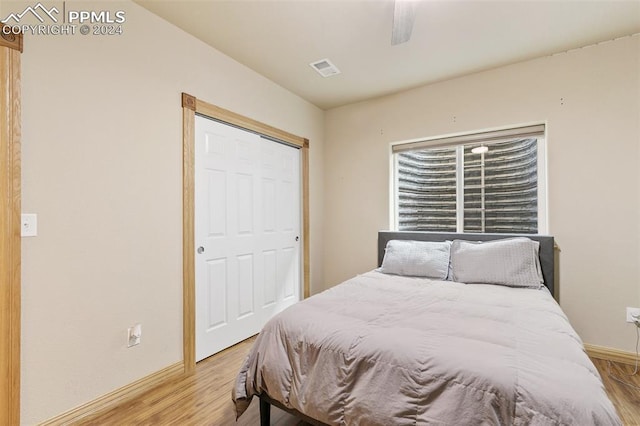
(40, 362, 184, 425)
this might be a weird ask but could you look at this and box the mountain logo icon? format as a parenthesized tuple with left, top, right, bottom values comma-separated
(2, 2, 59, 24)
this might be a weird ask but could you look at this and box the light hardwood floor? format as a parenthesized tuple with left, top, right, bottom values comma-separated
(591, 357, 640, 425)
(77, 336, 302, 426)
(78, 337, 639, 425)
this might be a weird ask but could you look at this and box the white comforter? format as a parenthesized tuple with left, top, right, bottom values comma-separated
(234, 271, 621, 425)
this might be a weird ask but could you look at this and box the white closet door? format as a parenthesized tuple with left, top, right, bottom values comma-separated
(195, 116, 301, 361)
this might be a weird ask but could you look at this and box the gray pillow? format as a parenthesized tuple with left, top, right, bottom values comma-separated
(380, 240, 451, 279)
(450, 237, 543, 288)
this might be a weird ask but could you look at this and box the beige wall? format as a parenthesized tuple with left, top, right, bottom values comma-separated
(17, 1, 324, 424)
(12, 0, 639, 421)
(324, 35, 640, 352)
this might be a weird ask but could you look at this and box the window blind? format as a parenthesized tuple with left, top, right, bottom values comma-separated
(392, 124, 545, 154)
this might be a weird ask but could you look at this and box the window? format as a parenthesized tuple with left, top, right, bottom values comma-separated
(392, 125, 546, 234)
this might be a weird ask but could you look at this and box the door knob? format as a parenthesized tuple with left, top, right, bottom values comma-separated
(295, 236, 299, 241)
(197, 246, 205, 254)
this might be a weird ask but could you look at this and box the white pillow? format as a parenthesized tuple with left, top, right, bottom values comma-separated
(380, 240, 451, 279)
(450, 237, 543, 288)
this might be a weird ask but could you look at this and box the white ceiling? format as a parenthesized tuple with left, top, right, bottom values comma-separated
(135, 0, 640, 110)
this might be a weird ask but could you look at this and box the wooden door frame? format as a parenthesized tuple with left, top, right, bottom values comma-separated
(181, 93, 310, 373)
(0, 27, 23, 426)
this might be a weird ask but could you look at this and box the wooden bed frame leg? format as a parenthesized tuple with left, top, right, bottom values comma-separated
(260, 397, 271, 426)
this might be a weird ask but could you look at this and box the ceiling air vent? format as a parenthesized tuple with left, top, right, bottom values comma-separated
(310, 58, 341, 78)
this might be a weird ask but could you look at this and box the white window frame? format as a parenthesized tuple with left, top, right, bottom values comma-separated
(390, 123, 548, 234)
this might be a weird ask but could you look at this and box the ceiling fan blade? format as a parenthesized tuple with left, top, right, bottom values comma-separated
(391, 0, 416, 45)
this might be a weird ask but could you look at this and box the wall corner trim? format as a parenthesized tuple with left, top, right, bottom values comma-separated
(40, 362, 184, 425)
(1, 38, 22, 426)
(182, 93, 196, 111)
(584, 343, 639, 366)
(0, 26, 23, 52)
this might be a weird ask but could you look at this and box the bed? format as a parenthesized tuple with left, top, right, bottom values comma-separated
(233, 231, 620, 425)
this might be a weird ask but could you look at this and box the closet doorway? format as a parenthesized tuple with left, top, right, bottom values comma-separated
(181, 93, 309, 370)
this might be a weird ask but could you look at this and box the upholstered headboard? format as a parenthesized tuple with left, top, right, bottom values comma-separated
(378, 231, 555, 295)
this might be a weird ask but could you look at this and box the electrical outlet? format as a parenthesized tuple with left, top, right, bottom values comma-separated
(21, 214, 38, 237)
(127, 324, 141, 347)
(626, 307, 640, 323)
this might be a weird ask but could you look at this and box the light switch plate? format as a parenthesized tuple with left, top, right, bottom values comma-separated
(21, 214, 37, 237)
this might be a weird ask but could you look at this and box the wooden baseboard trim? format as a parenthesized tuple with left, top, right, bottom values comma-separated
(41, 362, 184, 425)
(585, 344, 639, 366)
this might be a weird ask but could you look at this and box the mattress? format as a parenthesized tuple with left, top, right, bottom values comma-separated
(233, 270, 620, 425)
